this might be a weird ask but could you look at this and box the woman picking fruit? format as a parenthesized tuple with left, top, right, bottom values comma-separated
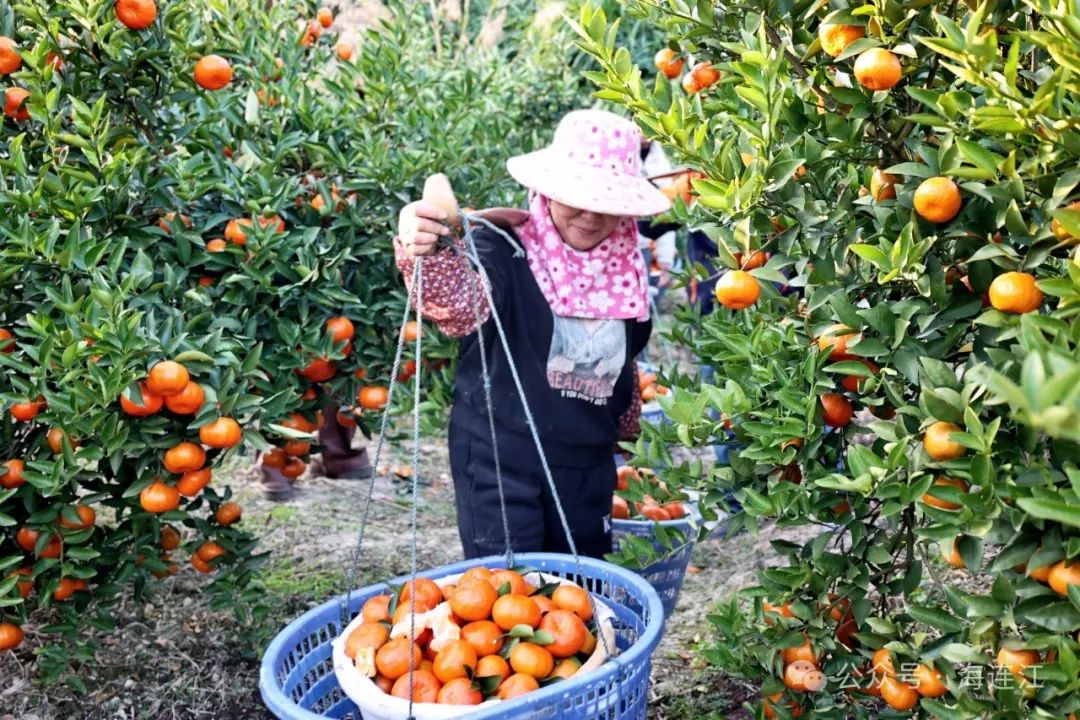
(395, 110, 671, 559)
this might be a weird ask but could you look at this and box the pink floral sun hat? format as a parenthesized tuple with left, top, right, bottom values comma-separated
(506, 109, 672, 217)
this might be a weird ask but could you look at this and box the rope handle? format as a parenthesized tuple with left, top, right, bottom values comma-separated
(426, 174, 516, 567)
(341, 175, 464, 631)
(448, 215, 615, 661)
(461, 233, 515, 571)
(337, 176, 513, 716)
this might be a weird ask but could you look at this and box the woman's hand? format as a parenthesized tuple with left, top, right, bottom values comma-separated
(398, 200, 452, 257)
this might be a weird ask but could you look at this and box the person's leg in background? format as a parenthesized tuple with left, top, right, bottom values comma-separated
(687, 229, 719, 316)
(312, 401, 373, 479)
(259, 401, 372, 501)
(689, 228, 720, 401)
(448, 423, 545, 560)
(636, 237, 655, 364)
(638, 219, 680, 290)
(638, 218, 681, 362)
(259, 455, 294, 501)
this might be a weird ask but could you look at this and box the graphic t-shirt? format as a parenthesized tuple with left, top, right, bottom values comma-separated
(546, 317, 626, 403)
(450, 226, 652, 466)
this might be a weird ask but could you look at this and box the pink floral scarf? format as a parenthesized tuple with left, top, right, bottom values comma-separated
(514, 192, 649, 321)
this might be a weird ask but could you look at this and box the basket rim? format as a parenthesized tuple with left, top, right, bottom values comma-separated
(259, 552, 665, 720)
(611, 501, 701, 531)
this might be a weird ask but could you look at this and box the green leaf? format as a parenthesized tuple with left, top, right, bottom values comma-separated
(949, 166, 996, 181)
(922, 387, 963, 424)
(956, 139, 1001, 174)
(1050, 207, 1080, 239)
(532, 629, 554, 645)
(850, 244, 889, 268)
(476, 674, 502, 694)
(907, 87, 943, 112)
(613, 47, 632, 78)
(735, 85, 769, 114)
(174, 350, 215, 364)
(975, 116, 1025, 134)
(813, 473, 873, 494)
(884, 162, 934, 177)
(1016, 597, 1080, 632)
(907, 605, 965, 633)
(940, 642, 990, 664)
(766, 159, 807, 188)
(903, 113, 951, 128)
(990, 574, 1016, 605)
(920, 358, 960, 390)
(1016, 498, 1080, 528)
(824, 360, 876, 378)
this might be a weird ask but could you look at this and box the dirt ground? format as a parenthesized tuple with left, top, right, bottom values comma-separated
(1, 435, 810, 720)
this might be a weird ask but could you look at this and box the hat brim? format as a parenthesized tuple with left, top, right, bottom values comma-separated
(507, 149, 672, 218)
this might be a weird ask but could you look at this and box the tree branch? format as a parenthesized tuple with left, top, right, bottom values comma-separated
(763, 21, 835, 111)
(889, 0, 959, 153)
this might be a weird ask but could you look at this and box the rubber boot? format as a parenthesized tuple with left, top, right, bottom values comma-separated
(259, 453, 295, 502)
(312, 402, 373, 480)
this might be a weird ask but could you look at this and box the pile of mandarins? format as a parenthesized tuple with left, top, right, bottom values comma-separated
(612, 465, 687, 522)
(341, 567, 602, 705)
(637, 369, 668, 404)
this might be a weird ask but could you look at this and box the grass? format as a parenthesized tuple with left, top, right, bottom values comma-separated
(651, 672, 755, 720)
(267, 504, 296, 522)
(261, 558, 344, 600)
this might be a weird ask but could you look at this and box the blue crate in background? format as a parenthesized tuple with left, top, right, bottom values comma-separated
(611, 455, 698, 619)
(611, 510, 698, 620)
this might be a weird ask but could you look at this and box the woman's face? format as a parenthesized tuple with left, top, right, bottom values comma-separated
(549, 200, 621, 251)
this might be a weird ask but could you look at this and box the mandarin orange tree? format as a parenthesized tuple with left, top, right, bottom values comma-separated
(1, 0, 587, 685)
(576, 1, 1080, 717)
(276, 0, 588, 432)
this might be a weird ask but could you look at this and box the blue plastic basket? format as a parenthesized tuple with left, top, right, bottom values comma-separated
(610, 455, 697, 617)
(640, 405, 667, 427)
(260, 553, 665, 720)
(611, 508, 698, 619)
